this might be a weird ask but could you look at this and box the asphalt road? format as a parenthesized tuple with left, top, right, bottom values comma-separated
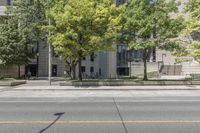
(1, 97, 200, 133)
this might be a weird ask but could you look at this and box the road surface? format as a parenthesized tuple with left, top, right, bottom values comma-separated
(0, 97, 200, 133)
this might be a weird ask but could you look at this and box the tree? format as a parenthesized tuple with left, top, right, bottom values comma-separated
(0, 0, 55, 78)
(121, 0, 184, 80)
(47, 0, 123, 80)
(0, 16, 34, 78)
(184, 0, 200, 62)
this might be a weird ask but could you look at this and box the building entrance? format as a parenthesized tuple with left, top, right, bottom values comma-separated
(26, 64, 37, 76)
(52, 65, 57, 77)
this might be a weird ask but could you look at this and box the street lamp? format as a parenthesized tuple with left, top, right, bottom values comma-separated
(36, 52, 39, 77)
(128, 51, 133, 78)
(48, 19, 52, 86)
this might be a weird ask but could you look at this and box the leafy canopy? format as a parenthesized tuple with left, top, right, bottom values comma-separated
(0, 16, 33, 65)
(46, 0, 124, 61)
(0, 0, 56, 65)
(122, 0, 183, 51)
(184, 0, 200, 62)
(120, 0, 184, 80)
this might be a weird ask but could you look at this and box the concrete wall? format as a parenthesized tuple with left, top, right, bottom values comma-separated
(81, 52, 101, 78)
(156, 49, 176, 65)
(99, 52, 109, 78)
(80, 50, 117, 79)
(35, 42, 117, 79)
(130, 62, 159, 75)
(181, 62, 200, 75)
(107, 50, 117, 78)
(37, 42, 66, 77)
(0, 1, 7, 16)
(98, 46, 117, 79)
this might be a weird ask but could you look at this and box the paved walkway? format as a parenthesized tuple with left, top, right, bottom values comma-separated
(14, 82, 200, 90)
(1, 80, 200, 98)
(0, 80, 195, 90)
(0, 84, 200, 98)
(1, 89, 200, 98)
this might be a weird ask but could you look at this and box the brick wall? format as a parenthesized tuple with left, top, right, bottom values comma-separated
(0, 65, 25, 78)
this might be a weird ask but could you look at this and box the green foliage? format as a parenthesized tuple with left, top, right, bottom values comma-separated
(11, 0, 56, 40)
(190, 42, 200, 62)
(0, 0, 56, 66)
(0, 0, 51, 65)
(46, 0, 123, 80)
(123, 0, 183, 50)
(184, 0, 200, 62)
(0, 16, 34, 65)
(48, 0, 123, 58)
(121, 0, 184, 80)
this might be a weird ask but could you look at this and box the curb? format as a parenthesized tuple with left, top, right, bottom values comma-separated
(60, 81, 200, 86)
(8, 88, 200, 91)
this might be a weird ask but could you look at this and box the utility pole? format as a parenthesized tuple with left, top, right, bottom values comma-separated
(48, 19, 52, 86)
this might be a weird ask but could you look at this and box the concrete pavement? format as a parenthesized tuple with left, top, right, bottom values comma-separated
(1, 97, 200, 133)
(8, 80, 200, 90)
(1, 81, 200, 98)
(12, 80, 200, 90)
(2, 90, 200, 98)
(12, 85, 200, 90)
(1, 81, 200, 133)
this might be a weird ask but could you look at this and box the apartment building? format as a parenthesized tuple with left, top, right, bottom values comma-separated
(1, 0, 192, 79)
(0, 0, 118, 78)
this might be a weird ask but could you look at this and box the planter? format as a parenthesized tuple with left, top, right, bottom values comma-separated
(60, 80, 200, 86)
(0, 80, 26, 86)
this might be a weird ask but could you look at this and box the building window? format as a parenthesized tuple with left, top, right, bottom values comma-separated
(7, 0, 11, 5)
(117, 0, 126, 6)
(117, 67, 129, 76)
(99, 68, 101, 76)
(81, 66, 86, 73)
(149, 0, 156, 4)
(117, 45, 128, 66)
(152, 47, 156, 62)
(52, 65, 57, 77)
(90, 53, 95, 62)
(90, 67, 94, 73)
(26, 64, 37, 77)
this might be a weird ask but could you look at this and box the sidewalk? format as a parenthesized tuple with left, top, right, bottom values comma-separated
(1, 81, 200, 98)
(0, 80, 197, 91)
(1, 87, 200, 98)
(13, 84, 200, 91)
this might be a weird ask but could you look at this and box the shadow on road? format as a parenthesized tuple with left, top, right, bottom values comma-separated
(39, 112, 65, 133)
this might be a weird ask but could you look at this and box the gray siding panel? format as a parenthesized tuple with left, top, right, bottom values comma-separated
(37, 42, 66, 77)
(0, 0, 6, 6)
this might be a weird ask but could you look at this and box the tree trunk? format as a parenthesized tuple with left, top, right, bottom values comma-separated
(71, 64, 76, 80)
(143, 50, 148, 81)
(73, 66, 76, 80)
(18, 65, 21, 79)
(78, 59, 82, 81)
